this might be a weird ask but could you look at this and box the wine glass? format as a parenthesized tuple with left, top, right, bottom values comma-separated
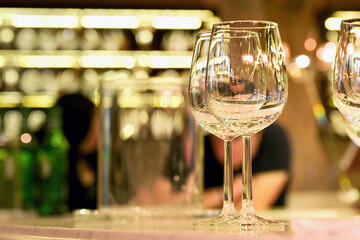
(189, 31, 241, 226)
(332, 18, 360, 205)
(333, 19, 360, 130)
(206, 21, 288, 231)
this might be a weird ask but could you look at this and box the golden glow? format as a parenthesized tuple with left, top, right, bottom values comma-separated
(152, 16, 202, 29)
(0, 28, 14, 43)
(0, 91, 22, 108)
(295, 55, 311, 68)
(325, 11, 360, 31)
(16, 55, 77, 68)
(325, 17, 343, 31)
(118, 94, 184, 108)
(79, 55, 136, 68)
(120, 123, 136, 140)
(0, 56, 6, 67)
(81, 16, 140, 29)
(0, 50, 192, 69)
(0, 8, 217, 30)
(147, 55, 191, 69)
(12, 15, 79, 28)
(3, 69, 19, 87)
(135, 29, 154, 45)
(313, 103, 326, 120)
(242, 55, 254, 63)
(316, 42, 336, 63)
(288, 63, 302, 79)
(22, 95, 57, 108)
(304, 38, 317, 51)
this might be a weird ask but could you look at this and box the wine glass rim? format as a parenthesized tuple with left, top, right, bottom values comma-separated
(213, 20, 278, 29)
(341, 18, 360, 26)
(197, 30, 211, 38)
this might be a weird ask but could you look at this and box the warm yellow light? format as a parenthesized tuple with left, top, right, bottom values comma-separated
(152, 16, 202, 29)
(242, 55, 254, 63)
(120, 123, 136, 140)
(0, 91, 22, 108)
(295, 55, 311, 68)
(148, 56, 191, 69)
(3, 69, 19, 87)
(304, 38, 317, 51)
(12, 15, 79, 28)
(15, 55, 77, 68)
(0, 56, 6, 67)
(0, 28, 14, 43)
(81, 16, 140, 29)
(135, 29, 154, 45)
(117, 93, 184, 109)
(22, 95, 57, 108)
(288, 63, 302, 79)
(317, 42, 336, 63)
(79, 55, 136, 68)
(325, 17, 343, 31)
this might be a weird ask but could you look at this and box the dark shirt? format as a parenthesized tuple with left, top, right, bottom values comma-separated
(204, 123, 291, 207)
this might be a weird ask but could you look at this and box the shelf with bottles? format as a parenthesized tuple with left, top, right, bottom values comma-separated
(0, 49, 193, 69)
(0, 7, 217, 115)
(0, 7, 219, 69)
(0, 67, 189, 102)
(0, 8, 219, 51)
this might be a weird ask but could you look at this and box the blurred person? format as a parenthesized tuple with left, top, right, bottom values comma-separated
(203, 123, 291, 210)
(58, 94, 98, 211)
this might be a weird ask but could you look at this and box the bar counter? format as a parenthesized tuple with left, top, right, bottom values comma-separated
(0, 205, 359, 240)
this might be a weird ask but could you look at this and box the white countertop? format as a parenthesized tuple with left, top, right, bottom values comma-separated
(0, 207, 359, 240)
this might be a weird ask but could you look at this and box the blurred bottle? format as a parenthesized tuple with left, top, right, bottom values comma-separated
(0, 109, 22, 209)
(38, 29, 57, 50)
(15, 28, 38, 50)
(19, 108, 38, 210)
(37, 106, 69, 215)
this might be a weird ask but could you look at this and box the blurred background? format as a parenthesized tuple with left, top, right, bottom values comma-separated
(0, 0, 360, 215)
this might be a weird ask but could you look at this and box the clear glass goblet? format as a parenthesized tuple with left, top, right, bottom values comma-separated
(333, 18, 360, 128)
(206, 21, 288, 231)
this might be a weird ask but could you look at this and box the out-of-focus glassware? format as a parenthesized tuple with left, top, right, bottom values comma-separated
(15, 28, 38, 50)
(206, 21, 288, 231)
(97, 77, 204, 218)
(37, 106, 69, 215)
(38, 29, 57, 50)
(81, 29, 100, 50)
(56, 29, 78, 50)
(0, 109, 22, 209)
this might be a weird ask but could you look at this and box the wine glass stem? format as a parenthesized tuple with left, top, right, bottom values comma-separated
(221, 140, 236, 215)
(242, 135, 255, 213)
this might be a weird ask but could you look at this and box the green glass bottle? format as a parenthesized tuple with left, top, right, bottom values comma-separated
(37, 105, 69, 215)
(0, 108, 21, 209)
(0, 108, 8, 208)
(19, 108, 38, 210)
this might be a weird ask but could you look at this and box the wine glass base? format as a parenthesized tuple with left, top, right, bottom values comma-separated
(227, 212, 286, 232)
(193, 213, 237, 227)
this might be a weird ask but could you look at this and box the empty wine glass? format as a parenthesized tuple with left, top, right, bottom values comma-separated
(333, 18, 360, 129)
(189, 31, 241, 226)
(206, 21, 288, 231)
